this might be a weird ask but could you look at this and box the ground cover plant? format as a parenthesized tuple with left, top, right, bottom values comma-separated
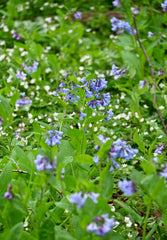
(0, 0, 167, 239)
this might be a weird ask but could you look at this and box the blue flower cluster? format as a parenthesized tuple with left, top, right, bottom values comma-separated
(16, 97, 32, 106)
(79, 111, 87, 120)
(23, 61, 39, 74)
(16, 61, 38, 80)
(69, 192, 99, 208)
(12, 31, 22, 40)
(162, 0, 167, 12)
(139, 80, 146, 89)
(34, 154, 56, 171)
(93, 137, 138, 171)
(110, 17, 136, 35)
(4, 184, 14, 200)
(45, 130, 63, 146)
(87, 214, 115, 236)
(73, 11, 82, 19)
(118, 179, 136, 196)
(154, 144, 165, 154)
(54, 76, 111, 108)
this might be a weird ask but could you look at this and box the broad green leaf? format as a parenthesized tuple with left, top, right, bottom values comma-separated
(8, 222, 23, 240)
(114, 200, 143, 225)
(0, 161, 12, 193)
(133, 131, 145, 153)
(141, 161, 156, 175)
(39, 219, 55, 240)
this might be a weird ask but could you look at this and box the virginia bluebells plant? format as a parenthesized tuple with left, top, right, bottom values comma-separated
(73, 11, 82, 19)
(104, 109, 114, 121)
(12, 31, 22, 40)
(139, 80, 146, 89)
(112, 0, 120, 8)
(79, 111, 87, 120)
(111, 64, 127, 79)
(0, 117, 4, 125)
(23, 61, 39, 73)
(118, 179, 136, 196)
(45, 130, 63, 146)
(87, 214, 115, 236)
(16, 71, 27, 80)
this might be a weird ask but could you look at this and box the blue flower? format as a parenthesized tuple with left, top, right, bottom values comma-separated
(104, 109, 114, 121)
(154, 144, 165, 154)
(0, 117, 4, 125)
(93, 155, 99, 164)
(110, 17, 136, 35)
(139, 80, 146, 89)
(45, 130, 63, 146)
(112, 0, 120, 8)
(69, 192, 99, 208)
(23, 61, 39, 73)
(118, 179, 136, 196)
(34, 154, 56, 171)
(79, 112, 87, 120)
(73, 11, 82, 19)
(160, 167, 167, 182)
(162, 0, 167, 12)
(4, 184, 14, 200)
(87, 214, 115, 236)
(16, 97, 32, 106)
(16, 71, 27, 80)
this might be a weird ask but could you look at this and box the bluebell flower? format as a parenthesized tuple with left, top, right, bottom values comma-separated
(34, 154, 56, 171)
(131, 7, 139, 15)
(162, 0, 167, 12)
(148, 31, 154, 38)
(16, 97, 32, 106)
(79, 112, 87, 120)
(16, 71, 27, 80)
(160, 167, 167, 182)
(67, 93, 80, 102)
(73, 11, 82, 19)
(90, 78, 108, 93)
(109, 159, 120, 171)
(0, 117, 4, 125)
(109, 139, 138, 160)
(112, 0, 120, 8)
(98, 135, 110, 144)
(85, 89, 93, 98)
(12, 32, 22, 40)
(154, 144, 165, 154)
(139, 80, 146, 89)
(93, 155, 99, 164)
(23, 61, 39, 73)
(105, 109, 114, 121)
(45, 130, 63, 146)
(87, 214, 115, 236)
(118, 179, 136, 196)
(110, 17, 136, 35)
(158, 70, 165, 76)
(101, 93, 110, 106)
(69, 192, 99, 208)
(61, 168, 65, 179)
(4, 184, 14, 200)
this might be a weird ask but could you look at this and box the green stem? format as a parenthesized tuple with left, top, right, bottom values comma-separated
(59, 106, 66, 132)
(142, 204, 151, 240)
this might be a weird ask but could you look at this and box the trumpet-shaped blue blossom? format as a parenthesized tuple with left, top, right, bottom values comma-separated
(73, 11, 82, 19)
(162, 0, 167, 12)
(112, 0, 120, 8)
(34, 154, 56, 171)
(90, 78, 107, 93)
(118, 179, 136, 196)
(139, 80, 146, 89)
(105, 109, 114, 121)
(0, 117, 4, 125)
(154, 144, 165, 154)
(69, 192, 99, 208)
(45, 130, 63, 146)
(160, 167, 167, 182)
(12, 31, 22, 40)
(16, 97, 32, 106)
(93, 155, 99, 164)
(110, 17, 136, 35)
(98, 134, 111, 144)
(16, 71, 27, 80)
(4, 184, 14, 200)
(79, 112, 87, 120)
(23, 61, 39, 73)
(87, 214, 115, 236)
(109, 139, 138, 160)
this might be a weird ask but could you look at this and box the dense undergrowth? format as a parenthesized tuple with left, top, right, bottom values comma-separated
(0, 0, 167, 239)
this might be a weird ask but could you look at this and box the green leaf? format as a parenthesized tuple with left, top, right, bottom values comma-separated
(163, 208, 167, 228)
(8, 222, 23, 240)
(141, 161, 156, 175)
(151, 178, 166, 200)
(74, 154, 93, 165)
(67, 129, 86, 155)
(39, 219, 55, 240)
(133, 131, 145, 153)
(101, 169, 113, 201)
(55, 226, 77, 240)
(114, 200, 143, 225)
(0, 161, 12, 193)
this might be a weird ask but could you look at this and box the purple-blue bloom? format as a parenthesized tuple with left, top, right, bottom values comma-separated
(87, 214, 115, 236)
(112, 0, 120, 8)
(69, 192, 99, 208)
(93, 155, 99, 164)
(160, 167, 167, 182)
(45, 130, 63, 146)
(4, 184, 14, 200)
(148, 31, 154, 38)
(34, 154, 56, 171)
(162, 0, 167, 12)
(104, 109, 114, 121)
(73, 11, 82, 19)
(79, 111, 87, 120)
(139, 80, 146, 89)
(154, 144, 165, 154)
(12, 32, 22, 40)
(119, 179, 136, 196)
(98, 135, 111, 144)
(158, 70, 165, 76)
(23, 61, 39, 73)
(110, 17, 136, 35)
(0, 117, 4, 125)
(16, 97, 32, 106)
(16, 71, 27, 80)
